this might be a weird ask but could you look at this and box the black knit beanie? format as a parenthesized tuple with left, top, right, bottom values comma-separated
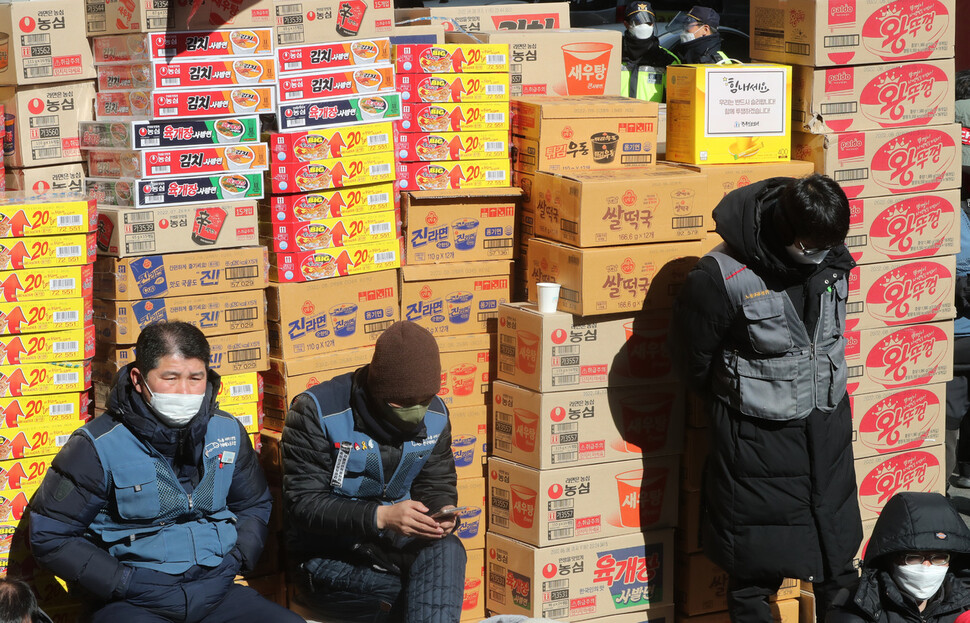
(368, 321, 441, 406)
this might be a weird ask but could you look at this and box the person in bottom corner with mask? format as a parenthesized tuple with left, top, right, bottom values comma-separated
(828, 492, 970, 623)
(282, 321, 466, 623)
(667, 6, 729, 65)
(620, 1, 678, 101)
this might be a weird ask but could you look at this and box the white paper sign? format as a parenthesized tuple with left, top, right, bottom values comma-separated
(705, 68, 788, 137)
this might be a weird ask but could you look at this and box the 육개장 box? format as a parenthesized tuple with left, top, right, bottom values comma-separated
(846, 190, 961, 265)
(276, 93, 403, 132)
(854, 443, 945, 521)
(79, 117, 262, 150)
(850, 384, 945, 459)
(0, 0, 96, 86)
(87, 171, 265, 208)
(846, 256, 955, 330)
(265, 183, 396, 223)
(490, 380, 685, 469)
(399, 260, 511, 336)
(846, 321, 954, 395)
(270, 123, 394, 163)
(92, 30, 275, 64)
(511, 96, 658, 174)
(0, 82, 96, 168)
(665, 64, 793, 165)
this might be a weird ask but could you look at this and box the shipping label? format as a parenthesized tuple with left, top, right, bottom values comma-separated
(270, 123, 394, 162)
(397, 73, 510, 103)
(0, 265, 93, 304)
(270, 152, 396, 194)
(277, 39, 391, 74)
(80, 117, 261, 150)
(398, 102, 509, 133)
(0, 234, 96, 271)
(0, 200, 96, 238)
(0, 299, 91, 336)
(269, 210, 399, 252)
(394, 44, 509, 73)
(267, 183, 397, 222)
(397, 159, 510, 191)
(88, 172, 265, 208)
(395, 131, 509, 162)
(271, 238, 401, 282)
(86, 144, 269, 178)
(92, 29, 275, 63)
(277, 93, 403, 131)
(0, 392, 89, 429)
(0, 361, 92, 398)
(278, 65, 396, 102)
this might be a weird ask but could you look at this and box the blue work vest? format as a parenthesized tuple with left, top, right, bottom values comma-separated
(83, 414, 241, 574)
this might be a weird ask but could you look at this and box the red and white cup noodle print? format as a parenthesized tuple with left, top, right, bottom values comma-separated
(845, 321, 953, 396)
(846, 190, 960, 265)
(850, 384, 946, 460)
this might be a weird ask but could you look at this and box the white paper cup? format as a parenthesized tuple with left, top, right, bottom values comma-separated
(537, 282, 561, 314)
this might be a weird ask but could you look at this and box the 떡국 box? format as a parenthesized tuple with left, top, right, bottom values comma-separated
(850, 384, 945, 459)
(399, 260, 511, 336)
(846, 321, 954, 395)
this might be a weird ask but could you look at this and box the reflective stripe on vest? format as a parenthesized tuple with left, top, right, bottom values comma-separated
(621, 65, 665, 102)
(708, 245, 848, 421)
(84, 414, 240, 573)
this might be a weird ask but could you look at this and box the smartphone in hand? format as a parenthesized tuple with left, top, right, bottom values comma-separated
(430, 506, 468, 519)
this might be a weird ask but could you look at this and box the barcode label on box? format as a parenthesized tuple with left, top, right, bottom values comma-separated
(54, 372, 78, 385)
(673, 216, 704, 229)
(125, 212, 154, 223)
(53, 311, 79, 323)
(485, 141, 504, 152)
(226, 266, 259, 280)
(32, 148, 61, 159)
(126, 241, 156, 253)
(552, 451, 578, 464)
(369, 193, 389, 205)
(151, 166, 171, 175)
(50, 278, 75, 291)
(31, 115, 58, 128)
(235, 414, 254, 426)
(824, 34, 860, 48)
(161, 79, 180, 87)
(835, 168, 868, 182)
(370, 223, 392, 235)
(368, 134, 389, 145)
(228, 347, 261, 363)
(848, 365, 864, 378)
(230, 383, 254, 396)
(486, 54, 506, 64)
(486, 85, 505, 95)
(143, 196, 165, 204)
(55, 434, 72, 446)
(50, 402, 75, 415)
(374, 251, 396, 263)
(370, 163, 391, 176)
(56, 246, 82, 258)
(226, 307, 259, 322)
(821, 102, 858, 115)
(53, 341, 79, 354)
(57, 215, 84, 228)
(845, 234, 868, 247)
(485, 170, 506, 181)
(485, 113, 505, 123)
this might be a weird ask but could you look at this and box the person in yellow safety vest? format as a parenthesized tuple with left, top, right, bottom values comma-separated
(620, 2, 678, 102)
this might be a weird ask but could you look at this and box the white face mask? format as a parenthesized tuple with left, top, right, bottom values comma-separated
(892, 563, 948, 601)
(629, 23, 654, 39)
(148, 391, 205, 427)
(785, 243, 829, 265)
(680, 30, 696, 43)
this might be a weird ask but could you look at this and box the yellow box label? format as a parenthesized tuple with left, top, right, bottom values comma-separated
(0, 234, 95, 271)
(0, 299, 90, 335)
(0, 421, 83, 460)
(0, 200, 96, 238)
(271, 122, 395, 162)
(0, 392, 87, 428)
(0, 362, 90, 398)
(215, 372, 261, 406)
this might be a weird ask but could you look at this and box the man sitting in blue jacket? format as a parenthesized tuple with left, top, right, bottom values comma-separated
(28, 321, 303, 623)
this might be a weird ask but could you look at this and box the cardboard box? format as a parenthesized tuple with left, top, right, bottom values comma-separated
(397, 73, 509, 104)
(273, 0, 394, 47)
(850, 384, 945, 459)
(0, 234, 95, 271)
(94, 370, 262, 409)
(846, 190, 961, 265)
(488, 456, 678, 546)
(96, 202, 260, 257)
(490, 380, 685, 469)
(462, 548, 485, 621)
(395, 3, 569, 33)
(396, 159, 511, 192)
(278, 39, 391, 74)
(97, 57, 277, 91)
(792, 124, 962, 199)
(93, 246, 269, 300)
(846, 321, 953, 395)
(94, 289, 267, 342)
(395, 130, 509, 162)
(0, 265, 93, 304)
(402, 188, 518, 264)
(0, 454, 61, 490)
(96, 87, 276, 121)
(221, 401, 260, 434)
(665, 64, 792, 165)
(679, 489, 702, 553)
(269, 152, 396, 194)
(0, 0, 96, 86)
(95, 329, 269, 376)
(265, 183, 396, 222)
(278, 65, 396, 102)
(511, 97, 658, 174)
(85, 0, 173, 35)
(682, 427, 709, 492)
(269, 239, 402, 283)
(79, 117, 262, 150)
(0, 298, 91, 336)
(394, 44, 509, 74)
(0, 419, 85, 459)
(0, 391, 89, 429)
(266, 269, 398, 360)
(854, 443, 945, 521)
(594, 605, 676, 623)
(0, 83, 95, 168)
(92, 29, 275, 64)
(276, 93, 403, 132)
(485, 530, 674, 620)
(526, 237, 709, 316)
(497, 302, 674, 392)
(270, 123, 394, 163)
(264, 345, 374, 407)
(533, 165, 709, 247)
(170, 0, 275, 29)
(450, 405, 487, 481)
(846, 256, 955, 330)
(387, 23, 445, 45)
(86, 144, 270, 178)
(0, 197, 96, 239)
(265, 209, 398, 253)
(4, 164, 85, 198)
(437, 333, 493, 408)
(456, 474, 485, 510)
(749, 0, 955, 67)
(0, 361, 91, 398)
(448, 29, 622, 98)
(677, 555, 799, 616)
(398, 101, 509, 133)
(792, 59, 955, 134)
(400, 261, 509, 336)
(87, 171, 265, 208)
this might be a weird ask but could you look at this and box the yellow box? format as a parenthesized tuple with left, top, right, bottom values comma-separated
(0, 197, 97, 237)
(397, 159, 511, 192)
(449, 405, 487, 480)
(0, 456, 57, 490)
(0, 265, 93, 303)
(0, 234, 96, 271)
(269, 122, 395, 163)
(216, 372, 262, 405)
(270, 239, 402, 283)
(0, 362, 91, 398)
(0, 326, 95, 364)
(0, 298, 92, 335)
(264, 210, 399, 253)
(397, 73, 510, 103)
(266, 183, 397, 223)
(395, 130, 509, 162)
(0, 392, 90, 428)
(0, 483, 38, 522)
(666, 64, 792, 165)
(221, 402, 260, 434)
(0, 420, 84, 460)
(394, 44, 510, 74)
(270, 152, 397, 194)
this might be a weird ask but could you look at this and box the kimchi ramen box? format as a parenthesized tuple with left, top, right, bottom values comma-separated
(849, 384, 946, 460)
(846, 255, 956, 331)
(95, 87, 276, 121)
(96, 57, 278, 91)
(399, 260, 512, 336)
(0, 82, 96, 168)
(278, 64, 396, 103)
(91, 29, 275, 64)
(854, 443, 946, 521)
(845, 321, 954, 396)
(85, 144, 270, 178)
(485, 530, 674, 621)
(277, 39, 391, 75)
(792, 124, 962, 199)
(265, 183, 397, 223)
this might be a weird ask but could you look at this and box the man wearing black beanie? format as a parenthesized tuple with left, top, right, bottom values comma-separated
(282, 321, 465, 623)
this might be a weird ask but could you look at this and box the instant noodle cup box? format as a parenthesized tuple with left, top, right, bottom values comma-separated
(397, 159, 511, 192)
(0, 391, 90, 429)
(0, 483, 39, 522)
(221, 401, 260, 435)
(845, 321, 954, 396)
(95, 87, 276, 121)
(0, 233, 96, 272)
(462, 548, 485, 621)
(94, 329, 269, 377)
(85, 144, 270, 178)
(457, 475, 485, 511)
(0, 326, 95, 365)
(490, 380, 685, 470)
(0, 419, 84, 460)
(437, 332, 493, 408)
(526, 237, 712, 316)
(665, 64, 793, 166)
(792, 59, 955, 134)
(488, 455, 678, 547)
(0, 361, 91, 398)
(510, 96, 657, 175)
(399, 260, 511, 336)
(395, 45, 509, 75)
(849, 383, 945, 460)
(397, 101, 509, 133)
(532, 165, 709, 247)
(450, 404, 487, 481)
(269, 152, 396, 194)
(95, 202, 259, 257)
(395, 130, 509, 162)
(749, 0, 955, 67)
(80, 117, 262, 150)
(84, 0, 173, 35)
(0, 196, 96, 238)
(0, 265, 93, 304)
(0, 297, 91, 336)
(278, 65, 396, 103)
(0, 82, 95, 168)
(791, 124, 962, 199)
(485, 530, 674, 620)
(845, 189, 961, 265)
(447, 29, 622, 99)
(270, 123, 394, 163)
(263, 209, 399, 254)
(854, 443, 945, 521)
(273, 0, 394, 47)
(94, 289, 267, 342)
(0, 454, 63, 491)
(87, 171, 265, 208)
(264, 345, 375, 410)
(396, 73, 510, 104)
(677, 554, 799, 616)
(269, 236, 402, 283)
(266, 183, 397, 223)
(266, 268, 398, 360)
(93, 246, 269, 301)
(0, 0, 96, 86)
(276, 92, 403, 132)
(96, 57, 277, 91)
(277, 39, 391, 75)
(92, 30, 275, 64)
(846, 255, 955, 330)
(395, 3, 570, 33)
(4, 164, 85, 198)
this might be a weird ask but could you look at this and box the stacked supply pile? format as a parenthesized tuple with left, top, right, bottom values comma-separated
(750, 0, 958, 551)
(0, 0, 96, 196)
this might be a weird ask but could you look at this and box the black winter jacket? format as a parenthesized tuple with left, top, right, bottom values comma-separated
(28, 366, 271, 616)
(282, 366, 457, 572)
(671, 178, 862, 582)
(829, 492, 970, 623)
(671, 30, 726, 64)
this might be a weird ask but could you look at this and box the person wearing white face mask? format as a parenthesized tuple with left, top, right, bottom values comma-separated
(620, 1, 678, 102)
(829, 492, 970, 623)
(28, 321, 303, 623)
(667, 6, 729, 64)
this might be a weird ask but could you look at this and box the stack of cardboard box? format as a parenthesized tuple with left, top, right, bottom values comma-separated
(749, 0, 959, 555)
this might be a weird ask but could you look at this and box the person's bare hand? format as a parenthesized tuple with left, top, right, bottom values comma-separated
(375, 500, 444, 539)
(433, 506, 458, 534)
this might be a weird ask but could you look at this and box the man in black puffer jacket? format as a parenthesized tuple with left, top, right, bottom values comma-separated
(829, 492, 970, 623)
(671, 174, 863, 623)
(282, 321, 465, 623)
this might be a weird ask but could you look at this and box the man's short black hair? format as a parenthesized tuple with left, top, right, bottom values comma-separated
(956, 70, 970, 102)
(0, 578, 38, 623)
(775, 173, 850, 250)
(134, 321, 211, 373)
